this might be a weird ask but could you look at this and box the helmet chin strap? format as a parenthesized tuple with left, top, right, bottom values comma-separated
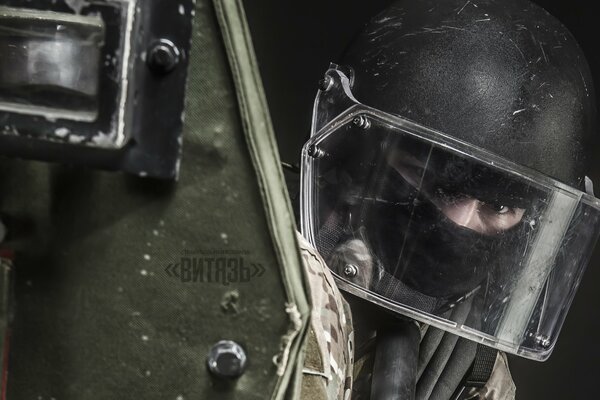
(371, 319, 421, 400)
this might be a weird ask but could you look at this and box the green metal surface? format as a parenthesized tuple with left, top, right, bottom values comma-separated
(0, 0, 308, 398)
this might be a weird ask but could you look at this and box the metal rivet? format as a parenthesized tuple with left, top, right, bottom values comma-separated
(353, 115, 371, 130)
(319, 75, 333, 92)
(147, 39, 181, 74)
(343, 264, 358, 278)
(207, 340, 248, 379)
(307, 144, 325, 159)
(535, 334, 551, 349)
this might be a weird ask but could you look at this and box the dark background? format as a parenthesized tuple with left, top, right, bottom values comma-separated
(243, 0, 600, 398)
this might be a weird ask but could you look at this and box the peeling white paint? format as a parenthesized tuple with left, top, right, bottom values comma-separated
(68, 134, 86, 144)
(55, 127, 71, 138)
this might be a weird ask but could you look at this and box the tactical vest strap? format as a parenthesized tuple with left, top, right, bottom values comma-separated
(465, 344, 498, 388)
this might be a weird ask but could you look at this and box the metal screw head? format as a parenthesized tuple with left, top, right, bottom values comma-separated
(353, 115, 371, 130)
(343, 264, 358, 278)
(307, 144, 325, 159)
(207, 340, 248, 379)
(147, 39, 181, 74)
(535, 334, 551, 349)
(319, 75, 333, 92)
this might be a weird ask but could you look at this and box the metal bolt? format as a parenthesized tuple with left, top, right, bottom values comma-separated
(207, 340, 248, 379)
(535, 334, 551, 349)
(343, 264, 358, 278)
(353, 115, 371, 130)
(147, 39, 181, 74)
(319, 75, 333, 92)
(307, 144, 325, 159)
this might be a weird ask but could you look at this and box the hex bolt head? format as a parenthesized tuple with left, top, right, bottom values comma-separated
(343, 264, 358, 278)
(207, 340, 248, 379)
(535, 334, 551, 349)
(147, 39, 181, 74)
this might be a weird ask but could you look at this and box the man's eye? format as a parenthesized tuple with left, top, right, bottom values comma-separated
(490, 204, 510, 214)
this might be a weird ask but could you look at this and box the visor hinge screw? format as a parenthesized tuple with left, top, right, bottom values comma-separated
(343, 264, 359, 278)
(319, 75, 333, 92)
(353, 115, 371, 130)
(307, 145, 325, 159)
(534, 334, 551, 349)
(207, 340, 248, 379)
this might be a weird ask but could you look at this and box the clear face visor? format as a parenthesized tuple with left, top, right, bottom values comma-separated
(300, 66, 600, 361)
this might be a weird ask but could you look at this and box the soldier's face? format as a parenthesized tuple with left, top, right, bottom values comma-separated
(387, 149, 525, 236)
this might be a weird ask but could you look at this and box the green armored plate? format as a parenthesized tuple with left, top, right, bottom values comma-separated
(0, 0, 309, 398)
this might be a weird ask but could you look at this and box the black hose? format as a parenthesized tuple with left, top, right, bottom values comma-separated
(371, 320, 421, 400)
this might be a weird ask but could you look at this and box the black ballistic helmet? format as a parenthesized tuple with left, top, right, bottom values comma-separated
(342, 0, 596, 189)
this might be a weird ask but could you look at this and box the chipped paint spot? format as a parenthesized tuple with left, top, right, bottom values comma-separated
(509, 38, 526, 62)
(579, 70, 590, 97)
(178, 4, 185, 15)
(143, 254, 151, 261)
(55, 127, 70, 138)
(68, 134, 86, 144)
(91, 130, 118, 148)
(540, 43, 548, 63)
(457, 0, 471, 15)
(221, 290, 240, 314)
(140, 269, 148, 276)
